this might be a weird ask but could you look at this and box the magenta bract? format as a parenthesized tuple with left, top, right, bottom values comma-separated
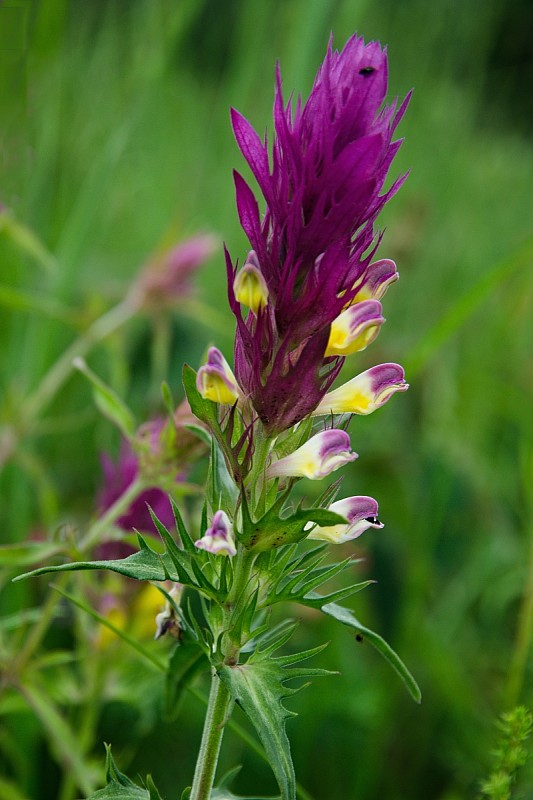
(227, 34, 410, 433)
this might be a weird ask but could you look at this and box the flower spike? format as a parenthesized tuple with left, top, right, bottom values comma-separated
(228, 34, 410, 433)
(267, 429, 357, 480)
(326, 300, 385, 357)
(195, 510, 237, 557)
(196, 347, 241, 405)
(307, 496, 383, 544)
(314, 364, 408, 416)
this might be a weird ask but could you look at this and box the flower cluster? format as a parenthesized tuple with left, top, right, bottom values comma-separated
(225, 34, 410, 434)
(193, 34, 410, 555)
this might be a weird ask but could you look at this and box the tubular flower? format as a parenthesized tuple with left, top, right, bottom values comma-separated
(195, 510, 237, 557)
(233, 252, 269, 314)
(196, 347, 241, 405)
(267, 429, 357, 480)
(325, 299, 385, 357)
(349, 258, 399, 304)
(227, 34, 410, 433)
(307, 496, 383, 544)
(314, 363, 408, 416)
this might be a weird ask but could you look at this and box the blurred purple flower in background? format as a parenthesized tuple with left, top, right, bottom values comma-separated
(130, 234, 216, 311)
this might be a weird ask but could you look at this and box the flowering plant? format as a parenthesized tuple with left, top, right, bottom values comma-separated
(17, 34, 418, 800)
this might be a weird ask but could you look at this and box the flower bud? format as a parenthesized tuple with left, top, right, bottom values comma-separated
(307, 496, 383, 543)
(196, 347, 241, 405)
(267, 429, 357, 480)
(326, 300, 385, 357)
(233, 252, 269, 314)
(313, 364, 408, 416)
(154, 583, 184, 640)
(195, 510, 237, 556)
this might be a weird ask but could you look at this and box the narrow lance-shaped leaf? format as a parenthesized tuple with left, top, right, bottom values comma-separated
(299, 595, 422, 703)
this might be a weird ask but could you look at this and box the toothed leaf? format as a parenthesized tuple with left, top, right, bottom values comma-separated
(218, 642, 333, 800)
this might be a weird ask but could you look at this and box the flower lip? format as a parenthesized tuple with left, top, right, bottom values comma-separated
(267, 429, 357, 481)
(195, 510, 237, 557)
(313, 363, 408, 417)
(326, 299, 385, 357)
(307, 495, 383, 544)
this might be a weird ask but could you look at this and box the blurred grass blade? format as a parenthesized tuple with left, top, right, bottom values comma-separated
(0, 210, 58, 274)
(73, 357, 136, 439)
(19, 683, 97, 796)
(0, 776, 31, 800)
(405, 236, 533, 377)
(0, 284, 78, 325)
(50, 583, 166, 672)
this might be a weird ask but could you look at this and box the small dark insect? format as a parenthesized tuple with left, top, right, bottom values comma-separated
(355, 633, 364, 642)
(359, 66, 375, 76)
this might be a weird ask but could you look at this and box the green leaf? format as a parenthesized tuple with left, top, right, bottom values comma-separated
(207, 436, 239, 515)
(14, 535, 175, 584)
(85, 746, 164, 799)
(0, 541, 63, 568)
(241, 503, 348, 552)
(165, 639, 208, 721)
(73, 357, 136, 439)
(218, 639, 333, 800)
(301, 596, 422, 703)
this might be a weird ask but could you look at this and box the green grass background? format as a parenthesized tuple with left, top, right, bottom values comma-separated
(0, 0, 532, 798)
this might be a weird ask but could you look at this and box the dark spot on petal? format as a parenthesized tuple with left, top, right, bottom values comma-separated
(359, 67, 375, 77)
(365, 516, 380, 524)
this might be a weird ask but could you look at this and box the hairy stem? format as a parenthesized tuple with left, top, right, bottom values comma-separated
(189, 668, 233, 800)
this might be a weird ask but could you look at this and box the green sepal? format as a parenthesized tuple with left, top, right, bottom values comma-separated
(218, 631, 334, 800)
(240, 493, 348, 551)
(299, 595, 422, 703)
(85, 745, 164, 799)
(73, 357, 136, 440)
(182, 363, 219, 430)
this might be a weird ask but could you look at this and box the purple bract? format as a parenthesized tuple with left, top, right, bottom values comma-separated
(227, 34, 410, 433)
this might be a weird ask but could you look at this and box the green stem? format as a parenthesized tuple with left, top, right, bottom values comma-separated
(11, 572, 70, 678)
(189, 669, 233, 800)
(505, 530, 533, 707)
(150, 312, 171, 400)
(78, 475, 145, 551)
(0, 298, 138, 472)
